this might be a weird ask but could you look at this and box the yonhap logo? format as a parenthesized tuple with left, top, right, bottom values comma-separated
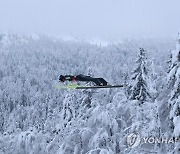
(127, 132, 180, 148)
(127, 132, 141, 148)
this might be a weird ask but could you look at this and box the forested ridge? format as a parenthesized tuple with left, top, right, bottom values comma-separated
(0, 33, 179, 154)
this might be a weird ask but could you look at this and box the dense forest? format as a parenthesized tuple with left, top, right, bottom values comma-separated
(0, 33, 179, 154)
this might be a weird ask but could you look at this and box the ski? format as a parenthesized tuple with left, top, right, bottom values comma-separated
(55, 84, 125, 89)
(76, 85, 124, 89)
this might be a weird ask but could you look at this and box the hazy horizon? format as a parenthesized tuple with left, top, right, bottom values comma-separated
(0, 0, 180, 41)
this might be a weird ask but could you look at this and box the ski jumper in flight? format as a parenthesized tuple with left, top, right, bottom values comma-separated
(59, 74, 108, 86)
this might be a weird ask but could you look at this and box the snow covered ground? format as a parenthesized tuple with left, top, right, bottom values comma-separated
(0, 33, 179, 154)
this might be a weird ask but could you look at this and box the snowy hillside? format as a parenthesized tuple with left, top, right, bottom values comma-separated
(0, 33, 179, 154)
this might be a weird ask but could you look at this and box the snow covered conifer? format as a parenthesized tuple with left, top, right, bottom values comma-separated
(60, 93, 77, 128)
(130, 48, 151, 103)
(167, 34, 180, 153)
(167, 51, 173, 73)
(168, 34, 180, 128)
(168, 34, 180, 100)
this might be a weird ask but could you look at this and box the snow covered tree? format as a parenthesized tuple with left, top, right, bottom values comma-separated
(147, 59, 159, 100)
(168, 34, 180, 104)
(0, 33, 178, 154)
(167, 39, 180, 120)
(60, 93, 77, 128)
(167, 34, 180, 153)
(167, 51, 173, 73)
(129, 48, 151, 103)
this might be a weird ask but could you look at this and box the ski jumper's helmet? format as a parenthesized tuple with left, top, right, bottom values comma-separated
(59, 75, 65, 82)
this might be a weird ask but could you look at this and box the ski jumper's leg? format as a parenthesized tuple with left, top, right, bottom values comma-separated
(90, 78, 102, 85)
(97, 78, 108, 86)
(76, 75, 102, 85)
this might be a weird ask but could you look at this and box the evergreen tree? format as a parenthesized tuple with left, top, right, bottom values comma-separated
(167, 51, 173, 73)
(167, 34, 180, 153)
(168, 34, 180, 102)
(60, 93, 77, 128)
(130, 48, 151, 103)
(167, 45, 180, 117)
(148, 59, 159, 100)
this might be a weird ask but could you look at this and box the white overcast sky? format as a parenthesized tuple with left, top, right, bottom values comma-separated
(0, 0, 180, 40)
